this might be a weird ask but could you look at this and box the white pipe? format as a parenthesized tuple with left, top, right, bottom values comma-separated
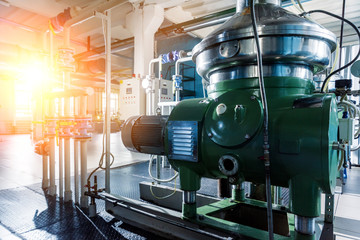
(48, 31, 56, 197)
(49, 136, 56, 196)
(148, 58, 161, 78)
(64, 0, 127, 28)
(79, 95, 88, 207)
(147, 56, 162, 115)
(175, 56, 192, 76)
(105, 10, 112, 193)
(42, 155, 49, 189)
(59, 96, 64, 199)
(59, 137, 64, 198)
(63, 27, 73, 202)
(80, 140, 88, 208)
(74, 139, 79, 204)
(74, 96, 79, 204)
(174, 56, 192, 102)
(41, 31, 49, 190)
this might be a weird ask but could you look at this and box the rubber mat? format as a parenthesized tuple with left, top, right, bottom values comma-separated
(0, 182, 166, 240)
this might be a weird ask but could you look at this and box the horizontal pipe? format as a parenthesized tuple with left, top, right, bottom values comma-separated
(64, 0, 127, 28)
(175, 56, 193, 76)
(74, 8, 236, 61)
(183, 16, 231, 32)
(158, 8, 235, 35)
(0, 17, 86, 47)
(74, 37, 134, 60)
(148, 58, 161, 77)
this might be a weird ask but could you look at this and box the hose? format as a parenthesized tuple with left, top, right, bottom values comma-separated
(148, 155, 179, 183)
(250, 1, 274, 239)
(338, 148, 344, 171)
(150, 175, 177, 199)
(299, 11, 360, 93)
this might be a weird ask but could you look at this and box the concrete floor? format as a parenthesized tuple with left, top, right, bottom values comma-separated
(330, 168, 360, 240)
(0, 133, 149, 190)
(1, 134, 360, 239)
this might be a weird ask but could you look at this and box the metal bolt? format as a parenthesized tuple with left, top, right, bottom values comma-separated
(245, 134, 250, 139)
(208, 132, 213, 138)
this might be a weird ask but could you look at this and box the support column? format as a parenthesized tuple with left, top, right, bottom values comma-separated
(126, 5, 164, 77)
(104, 10, 112, 194)
(179, 167, 201, 219)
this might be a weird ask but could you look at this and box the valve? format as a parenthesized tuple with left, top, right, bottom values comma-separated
(34, 139, 50, 156)
(57, 47, 75, 72)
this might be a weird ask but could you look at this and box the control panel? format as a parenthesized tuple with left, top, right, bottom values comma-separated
(119, 78, 146, 121)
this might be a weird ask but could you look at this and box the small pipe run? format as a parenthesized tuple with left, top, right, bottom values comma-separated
(148, 56, 163, 79)
(174, 56, 192, 102)
(147, 56, 163, 115)
(175, 56, 192, 76)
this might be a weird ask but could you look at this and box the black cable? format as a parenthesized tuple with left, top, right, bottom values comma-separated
(87, 123, 115, 183)
(299, 10, 360, 93)
(250, 1, 274, 240)
(339, 0, 346, 68)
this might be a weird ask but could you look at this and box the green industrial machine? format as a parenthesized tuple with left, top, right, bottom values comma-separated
(122, 0, 340, 239)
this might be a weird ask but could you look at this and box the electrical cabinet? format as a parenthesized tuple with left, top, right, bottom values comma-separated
(119, 78, 145, 121)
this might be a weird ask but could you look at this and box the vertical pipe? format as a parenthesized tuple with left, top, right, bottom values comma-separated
(74, 139, 79, 204)
(79, 95, 88, 208)
(48, 31, 56, 196)
(63, 27, 72, 202)
(156, 155, 161, 182)
(174, 56, 192, 102)
(42, 155, 49, 188)
(80, 140, 88, 208)
(42, 31, 49, 190)
(74, 96, 79, 204)
(59, 136, 64, 198)
(338, 0, 346, 69)
(49, 98, 56, 196)
(59, 97, 64, 199)
(105, 10, 112, 193)
(49, 135, 56, 196)
(236, 0, 250, 13)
